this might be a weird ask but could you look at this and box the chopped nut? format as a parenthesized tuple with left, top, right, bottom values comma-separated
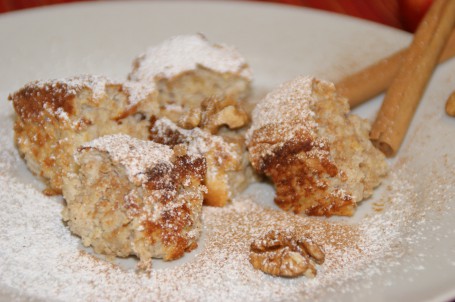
(207, 105, 249, 133)
(249, 230, 325, 278)
(176, 97, 249, 133)
(298, 239, 325, 265)
(446, 91, 455, 117)
(200, 97, 249, 133)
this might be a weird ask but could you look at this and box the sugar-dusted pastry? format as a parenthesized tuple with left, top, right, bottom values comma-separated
(62, 134, 206, 265)
(128, 34, 252, 124)
(246, 76, 388, 216)
(150, 118, 250, 207)
(9, 75, 157, 195)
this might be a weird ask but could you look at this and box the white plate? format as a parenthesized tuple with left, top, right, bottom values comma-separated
(1, 1, 455, 302)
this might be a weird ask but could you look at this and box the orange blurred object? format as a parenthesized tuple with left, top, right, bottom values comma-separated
(254, 0, 433, 32)
(256, 0, 403, 29)
(0, 0, 432, 32)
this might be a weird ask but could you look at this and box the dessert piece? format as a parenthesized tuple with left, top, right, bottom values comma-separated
(62, 134, 206, 264)
(9, 75, 157, 195)
(128, 34, 252, 124)
(10, 35, 252, 196)
(246, 76, 388, 216)
(150, 118, 250, 207)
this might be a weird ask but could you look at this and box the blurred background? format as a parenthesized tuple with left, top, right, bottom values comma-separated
(0, 0, 432, 32)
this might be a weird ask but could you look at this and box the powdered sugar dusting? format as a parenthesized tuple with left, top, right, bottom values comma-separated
(80, 134, 174, 184)
(246, 76, 318, 143)
(122, 81, 156, 107)
(15, 75, 156, 109)
(129, 34, 252, 82)
(1, 129, 455, 301)
(3, 78, 454, 301)
(28, 75, 115, 100)
(152, 118, 240, 160)
(245, 76, 322, 166)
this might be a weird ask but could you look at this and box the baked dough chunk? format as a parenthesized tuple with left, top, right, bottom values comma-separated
(9, 75, 157, 195)
(62, 134, 206, 264)
(128, 34, 252, 124)
(246, 76, 387, 216)
(150, 118, 250, 207)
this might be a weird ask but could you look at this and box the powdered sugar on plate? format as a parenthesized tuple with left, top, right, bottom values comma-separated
(1, 97, 455, 301)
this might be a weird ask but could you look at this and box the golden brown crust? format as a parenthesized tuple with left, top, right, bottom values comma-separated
(142, 154, 206, 260)
(10, 82, 76, 123)
(11, 85, 78, 193)
(250, 127, 355, 216)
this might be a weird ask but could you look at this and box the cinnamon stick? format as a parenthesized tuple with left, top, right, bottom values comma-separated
(370, 0, 455, 157)
(446, 91, 455, 116)
(336, 29, 455, 108)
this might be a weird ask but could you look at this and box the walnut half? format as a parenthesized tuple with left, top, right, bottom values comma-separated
(249, 230, 325, 278)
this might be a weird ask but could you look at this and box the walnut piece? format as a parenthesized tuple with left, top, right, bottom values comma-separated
(249, 230, 325, 278)
(178, 97, 249, 133)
